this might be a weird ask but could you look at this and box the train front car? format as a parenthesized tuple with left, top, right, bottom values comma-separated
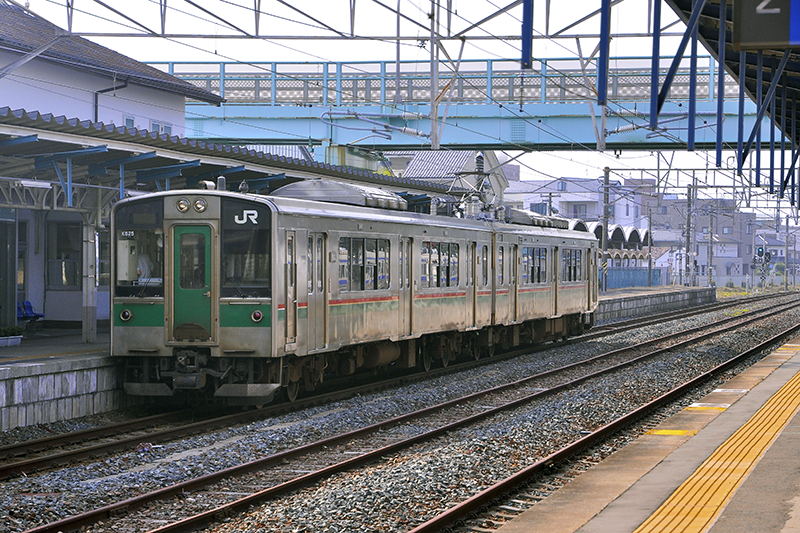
(111, 191, 279, 406)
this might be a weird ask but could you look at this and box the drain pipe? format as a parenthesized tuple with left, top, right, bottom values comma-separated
(94, 77, 129, 123)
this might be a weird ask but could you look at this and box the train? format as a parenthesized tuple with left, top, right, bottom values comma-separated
(110, 178, 599, 406)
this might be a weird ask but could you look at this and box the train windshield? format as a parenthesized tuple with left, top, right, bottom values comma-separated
(114, 198, 164, 297)
(221, 199, 271, 298)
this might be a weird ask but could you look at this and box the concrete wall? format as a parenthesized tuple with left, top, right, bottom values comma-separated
(595, 287, 716, 323)
(0, 356, 125, 431)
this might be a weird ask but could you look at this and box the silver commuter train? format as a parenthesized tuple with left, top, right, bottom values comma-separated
(111, 180, 599, 405)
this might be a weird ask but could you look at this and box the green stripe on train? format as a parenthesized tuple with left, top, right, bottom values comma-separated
(220, 303, 272, 327)
(113, 303, 164, 327)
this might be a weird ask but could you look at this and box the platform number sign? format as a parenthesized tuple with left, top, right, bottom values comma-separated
(734, 0, 800, 50)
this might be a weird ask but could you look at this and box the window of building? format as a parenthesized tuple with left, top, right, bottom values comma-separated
(702, 227, 709, 234)
(47, 221, 81, 288)
(557, 181, 567, 191)
(625, 204, 629, 216)
(661, 206, 668, 215)
(573, 204, 587, 218)
(124, 116, 135, 129)
(529, 203, 548, 215)
(723, 226, 733, 234)
(150, 120, 172, 135)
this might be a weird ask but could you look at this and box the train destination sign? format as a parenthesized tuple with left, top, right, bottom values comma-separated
(733, 0, 800, 50)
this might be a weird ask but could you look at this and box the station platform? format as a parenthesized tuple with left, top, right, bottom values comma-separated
(496, 332, 800, 533)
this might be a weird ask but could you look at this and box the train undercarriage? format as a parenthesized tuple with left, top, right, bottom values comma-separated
(122, 312, 592, 407)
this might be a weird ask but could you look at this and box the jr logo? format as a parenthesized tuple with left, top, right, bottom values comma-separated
(234, 210, 259, 224)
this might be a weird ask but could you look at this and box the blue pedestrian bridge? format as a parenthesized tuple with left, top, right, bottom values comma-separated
(150, 56, 769, 154)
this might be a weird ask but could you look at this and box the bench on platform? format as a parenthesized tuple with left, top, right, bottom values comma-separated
(17, 301, 44, 334)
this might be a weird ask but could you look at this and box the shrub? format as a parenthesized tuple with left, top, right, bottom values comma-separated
(0, 326, 24, 336)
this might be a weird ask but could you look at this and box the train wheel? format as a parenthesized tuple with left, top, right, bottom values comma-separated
(483, 343, 495, 358)
(285, 380, 300, 402)
(440, 351, 450, 368)
(421, 349, 433, 372)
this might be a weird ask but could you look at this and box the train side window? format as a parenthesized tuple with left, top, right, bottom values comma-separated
(521, 248, 529, 284)
(405, 240, 411, 288)
(466, 244, 472, 287)
(377, 239, 389, 290)
(450, 244, 459, 287)
(352, 238, 364, 290)
(498, 246, 504, 285)
(365, 239, 377, 290)
(430, 242, 440, 288)
(308, 236, 314, 294)
(317, 236, 324, 293)
(540, 248, 547, 283)
(338, 238, 350, 291)
(481, 245, 488, 286)
(421, 242, 430, 288)
(399, 240, 404, 288)
(575, 250, 582, 281)
(438, 243, 448, 287)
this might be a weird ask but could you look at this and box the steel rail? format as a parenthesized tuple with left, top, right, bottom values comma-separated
(407, 323, 800, 532)
(2, 293, 789, 483)
(23, 298, 800, 533)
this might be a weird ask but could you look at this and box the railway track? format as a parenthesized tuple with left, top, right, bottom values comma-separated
(0, 292, 782, 483)
(15, 294, 800, 533)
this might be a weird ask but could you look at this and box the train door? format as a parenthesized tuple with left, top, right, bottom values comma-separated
(510, 244, 518, 322)
(400, 237, 413, 336)
(172, 225, 213, 341)
(552, 246, 559, 316)
(307, 232, 327, 351)
(466, 242, 477, 328)
(285, 231, 297, 349)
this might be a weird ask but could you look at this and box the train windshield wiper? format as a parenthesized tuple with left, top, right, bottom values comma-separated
(223, 264, 247, 297)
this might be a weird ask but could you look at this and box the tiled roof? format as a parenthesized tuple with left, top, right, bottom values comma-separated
(385, 150, 475, 179)
(0, 1, 223, 104)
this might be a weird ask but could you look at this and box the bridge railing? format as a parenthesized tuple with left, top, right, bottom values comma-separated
(149, 56, 737, 107)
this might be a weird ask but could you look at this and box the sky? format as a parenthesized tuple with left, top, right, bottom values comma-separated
(17, 0, 796, 221)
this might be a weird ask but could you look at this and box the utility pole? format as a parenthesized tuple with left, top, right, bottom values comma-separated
(786, 216, 790, 291)
(648, 206, 652, 287)
(602, 167, 610, 292)
(685, 183, 693, 286)
(707, 211, 714, 287)
(429, 0, 440, 149)
(540, 192, 561, 216)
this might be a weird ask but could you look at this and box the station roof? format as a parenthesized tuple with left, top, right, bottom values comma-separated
(667, 0, 800, 181)
(0, 107, 450, 206)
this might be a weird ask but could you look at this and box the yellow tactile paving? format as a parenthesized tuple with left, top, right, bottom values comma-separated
(634, 367, 800, 533)
(645, 430, 698, 436)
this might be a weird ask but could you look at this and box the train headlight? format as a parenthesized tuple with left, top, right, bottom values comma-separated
(177, 197, 191, 213)
(120, 309, 133, 322)
(251, 310, 264, 322)
(193, 197, 208, 213)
